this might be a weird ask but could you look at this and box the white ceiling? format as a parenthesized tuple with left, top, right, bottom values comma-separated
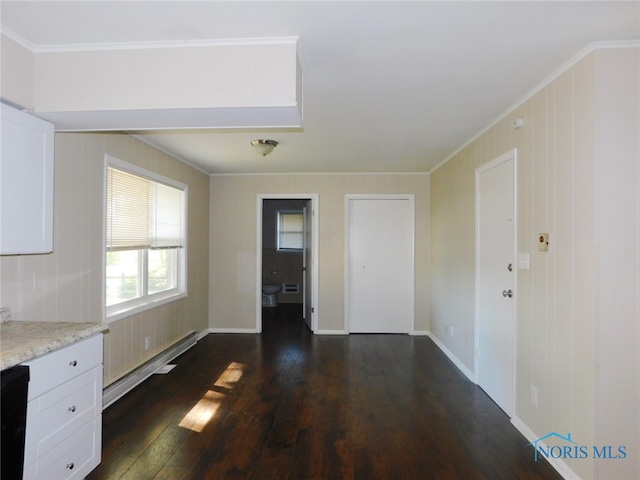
(2, 1, 639, 174)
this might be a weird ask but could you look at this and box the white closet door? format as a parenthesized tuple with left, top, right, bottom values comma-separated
(347, 196, 414, 333)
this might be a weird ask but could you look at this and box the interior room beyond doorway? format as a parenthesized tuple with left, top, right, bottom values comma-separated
(261, 198, 309, 330)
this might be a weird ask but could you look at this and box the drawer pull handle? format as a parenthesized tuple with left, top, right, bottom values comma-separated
(69, 360, 78, 367)
(66, 462, 74, 470)
(68, 405, 76, 413)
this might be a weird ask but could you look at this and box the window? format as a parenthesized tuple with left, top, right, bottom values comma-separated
(106, 157, 186, 318)
(277, 210, 303, 251)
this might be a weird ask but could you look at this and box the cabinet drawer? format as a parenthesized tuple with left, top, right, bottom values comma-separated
(24, 366, 102, 466)
(24, 415, 101, 480)
(24, 335, 103, 400)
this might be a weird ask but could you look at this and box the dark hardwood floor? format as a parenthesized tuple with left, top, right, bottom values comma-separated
(88, 305, 562, 479)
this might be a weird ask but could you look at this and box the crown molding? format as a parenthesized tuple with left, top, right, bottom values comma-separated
(0, 26, 37, 51)
(0, 27, 298, 54)
(429, 40, 640, 174)
(129, 134, 211, 176)
(210, 171, 431, 177)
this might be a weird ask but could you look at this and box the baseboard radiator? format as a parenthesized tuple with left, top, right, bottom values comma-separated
(282, 283, 299, 293)
(102, 331, 198, 409)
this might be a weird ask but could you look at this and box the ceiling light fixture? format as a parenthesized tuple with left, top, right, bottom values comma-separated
(251, 139, 278, 156)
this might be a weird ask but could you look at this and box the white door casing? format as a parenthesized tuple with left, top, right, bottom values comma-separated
(475, 149, 517, 417)
(346, 195, 414, 334)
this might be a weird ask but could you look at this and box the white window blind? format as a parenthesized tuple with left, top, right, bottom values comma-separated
(277, 211, 303, 250)
(107, 167, 184, 251)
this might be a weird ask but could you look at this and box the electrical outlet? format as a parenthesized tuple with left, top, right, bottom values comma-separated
(531, 385, 539, 407)
(450, 326, 455, 338)
(144, 337, 150, 351)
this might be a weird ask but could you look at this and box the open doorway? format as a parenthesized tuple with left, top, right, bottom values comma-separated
(256, 194, 318, 333)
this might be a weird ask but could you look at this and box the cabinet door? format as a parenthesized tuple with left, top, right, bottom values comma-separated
(0, 103, 54, 255)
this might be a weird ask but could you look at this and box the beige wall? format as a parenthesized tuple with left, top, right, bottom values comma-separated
(209, 173, 430, 333)
(430, 46, 639, 479)
(593, 47, 639, 480)
(0, 133, 210, 386)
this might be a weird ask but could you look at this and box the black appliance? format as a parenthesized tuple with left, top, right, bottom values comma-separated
(1, 365, 30, 480)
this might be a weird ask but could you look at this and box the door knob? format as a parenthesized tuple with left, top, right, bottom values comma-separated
(507, 263, 513, 272)
(502, 289, 513, 298)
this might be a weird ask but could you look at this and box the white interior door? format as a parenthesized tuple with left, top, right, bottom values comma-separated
(347, 196, 414, 333)
(303, 201, 313, 330)
(476, 150, 516, 417)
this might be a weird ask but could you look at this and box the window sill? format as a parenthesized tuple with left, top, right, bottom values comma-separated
(106, 290, 187, 323)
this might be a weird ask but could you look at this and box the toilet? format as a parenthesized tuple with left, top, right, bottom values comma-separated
(262, 284, 282, 307)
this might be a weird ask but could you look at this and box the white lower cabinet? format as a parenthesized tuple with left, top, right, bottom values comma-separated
(22, 335, 103, 479)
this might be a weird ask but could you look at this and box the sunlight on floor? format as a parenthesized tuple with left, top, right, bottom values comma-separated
(178, 362, 245, 433)
(213, 361, 244, 390)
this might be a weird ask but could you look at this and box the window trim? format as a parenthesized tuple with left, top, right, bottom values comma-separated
(104, 155, 188, 323)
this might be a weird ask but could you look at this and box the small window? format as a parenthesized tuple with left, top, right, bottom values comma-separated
(277, 210, 303, 251)
(105, 157, 186, 319)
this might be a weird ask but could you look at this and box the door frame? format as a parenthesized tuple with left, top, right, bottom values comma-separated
(344, 194, 415, 334)
(256, 193, 319, 333)
(474, 148, 517, 416)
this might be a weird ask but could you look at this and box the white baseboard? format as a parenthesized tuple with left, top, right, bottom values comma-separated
(209, 327, 258, 333)
(411, 330, 430, 336)
(427, 332, 476, 383)
(510, 416, 579, 480)
(315, 329, 347, 335)
(102, 331, 198, 409)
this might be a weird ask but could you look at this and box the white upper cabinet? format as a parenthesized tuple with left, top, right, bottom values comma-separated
(0, 103, 55, 255)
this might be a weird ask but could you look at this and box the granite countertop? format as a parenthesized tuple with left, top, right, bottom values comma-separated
(0, 321, 109, 371)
